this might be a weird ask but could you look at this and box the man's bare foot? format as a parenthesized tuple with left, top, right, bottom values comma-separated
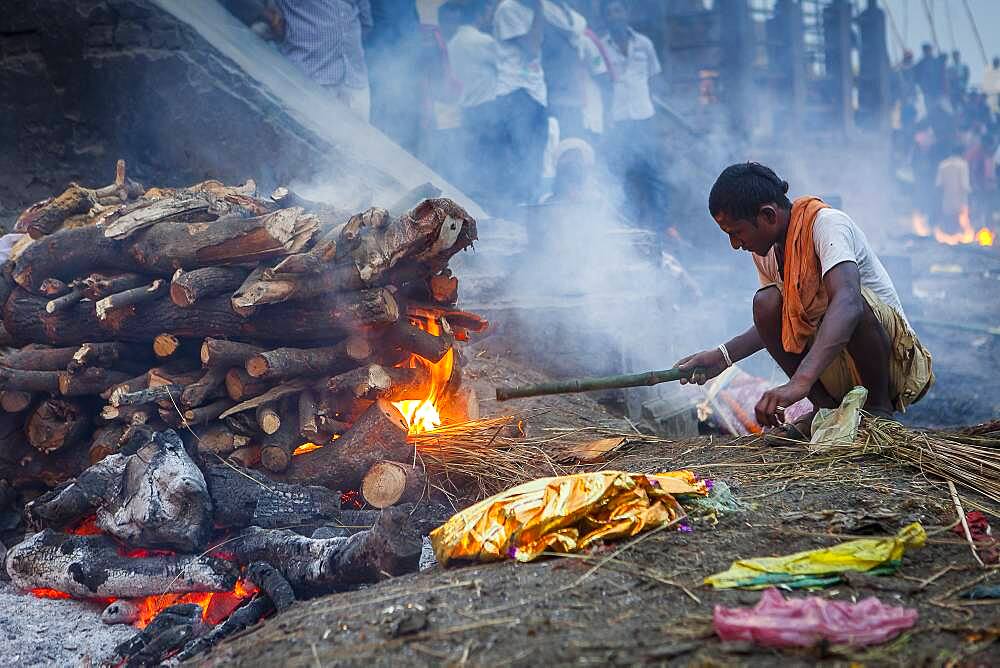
(865, 406, 895, 421)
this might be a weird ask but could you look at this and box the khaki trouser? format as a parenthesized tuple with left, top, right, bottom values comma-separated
(763, 285, 935, 411)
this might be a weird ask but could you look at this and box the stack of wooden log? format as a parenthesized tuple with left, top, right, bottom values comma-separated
(0, 165, 491, 664)
(0, 164, 487, 507)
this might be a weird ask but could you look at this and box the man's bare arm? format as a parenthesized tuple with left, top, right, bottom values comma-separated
(753, 262, 863, 427)
(675, 325, 763, 386)
(725, 325, 766, 363)
(792, 261, 864, 389)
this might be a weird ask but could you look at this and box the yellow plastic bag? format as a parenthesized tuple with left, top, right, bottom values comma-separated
(430, 471, 707, 565)
(704, 522, 926, 589)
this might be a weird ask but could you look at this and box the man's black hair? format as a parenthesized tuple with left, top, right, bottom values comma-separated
(708, 162, 792, 220)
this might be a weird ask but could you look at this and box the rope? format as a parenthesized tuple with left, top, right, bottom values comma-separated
(903, 0, 909, 46)
(943, 0, 957, 52)
(961, 0, 989, 66)
(921, 0, 940, 52)
(881, 0, 908, 58)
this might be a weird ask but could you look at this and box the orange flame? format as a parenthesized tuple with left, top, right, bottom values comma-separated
(392, 317, 454, 435)
(977, 227, 995, 247)
(292, 442, 323, 456)
(910, 212, 931, 237)
(933, 206, 976, 245)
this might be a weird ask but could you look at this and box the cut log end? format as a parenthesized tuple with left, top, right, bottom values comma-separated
(361, 461, 427, 508)
(0, 390, 33, 413)
(153, 333, 180, 358)
(26, 398, 89, 454)
(259, 446, 291, 473)
(256, 404, 281, 435)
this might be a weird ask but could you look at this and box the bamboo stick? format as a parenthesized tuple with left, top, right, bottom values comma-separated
(495, 367, 692, 401)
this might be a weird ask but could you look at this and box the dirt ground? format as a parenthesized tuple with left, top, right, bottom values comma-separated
(194, 354, 1000, 668)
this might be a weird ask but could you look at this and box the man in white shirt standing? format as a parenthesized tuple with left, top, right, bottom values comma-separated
(935, 148, 971, 233)
(600, 0, 665, 230)
(493, 0, 548, 204)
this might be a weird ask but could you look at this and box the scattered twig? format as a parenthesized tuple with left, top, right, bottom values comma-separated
(949, 480, 986, 567)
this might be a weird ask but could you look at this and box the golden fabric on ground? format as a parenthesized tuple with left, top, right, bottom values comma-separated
(429, 471, 708, 565)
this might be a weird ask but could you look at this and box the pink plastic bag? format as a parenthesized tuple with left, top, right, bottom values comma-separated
(714, 588, 917, 648)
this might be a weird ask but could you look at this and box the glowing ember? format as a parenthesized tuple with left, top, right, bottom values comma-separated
(977, 227, 995, 247)
(30, 517, 255, 629)
(69, 515, 102, 535)
(292, 434, 339, 456)
(292, 442, 323, 456)
(391, 316, 454, 435)
(133, 579, 256, 628)
(910, 212, 930, 237)
(29, 579, 254, 628)
(341, 489, 364, 508)
(30, 588, 72, 600)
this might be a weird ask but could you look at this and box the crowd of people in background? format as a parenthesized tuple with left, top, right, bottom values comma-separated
(892, 42, 1000, 236)
(236, 0, 666, 225)
(231, 0, 1000, 242)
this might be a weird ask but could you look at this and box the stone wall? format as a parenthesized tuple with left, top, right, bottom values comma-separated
(0, 0, 459, 229)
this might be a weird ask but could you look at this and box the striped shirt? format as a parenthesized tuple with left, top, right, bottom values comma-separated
(276, 0, 372, 89)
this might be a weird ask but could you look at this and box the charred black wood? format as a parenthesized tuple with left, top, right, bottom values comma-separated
(24, 454, 126, 530)
(24, 429, 212, 551)
(227, 505, 422, 596)
(173, 596, 272, 663)
(203, 463, 342, 530)
(5, 530, 237, 598)
(111, 603, 205, 668)
(96, 429, 212, 551)
(246, 561, 296, 612)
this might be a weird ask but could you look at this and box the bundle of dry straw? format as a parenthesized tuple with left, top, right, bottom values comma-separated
(816, 416, 1000, 505)
(412, 416, 570, 501)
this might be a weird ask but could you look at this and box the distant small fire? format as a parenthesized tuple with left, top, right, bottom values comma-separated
(910, 212, 931, 237)
(912, 208, 995, 247)
(978, 227, 996, 247)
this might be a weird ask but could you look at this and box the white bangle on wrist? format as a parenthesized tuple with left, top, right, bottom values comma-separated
(717, 343, 733, 368)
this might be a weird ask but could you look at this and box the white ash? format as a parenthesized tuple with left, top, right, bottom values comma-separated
(0, 582, 134, 667)
(419, 536, 437, 571)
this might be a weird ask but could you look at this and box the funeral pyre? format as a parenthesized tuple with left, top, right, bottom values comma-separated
(0, 162, 486, 664)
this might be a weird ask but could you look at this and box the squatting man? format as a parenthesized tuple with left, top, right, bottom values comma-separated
(676, 163, 934, 438)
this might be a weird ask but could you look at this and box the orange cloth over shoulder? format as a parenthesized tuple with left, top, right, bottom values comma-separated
(781, 196, 830, 354)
